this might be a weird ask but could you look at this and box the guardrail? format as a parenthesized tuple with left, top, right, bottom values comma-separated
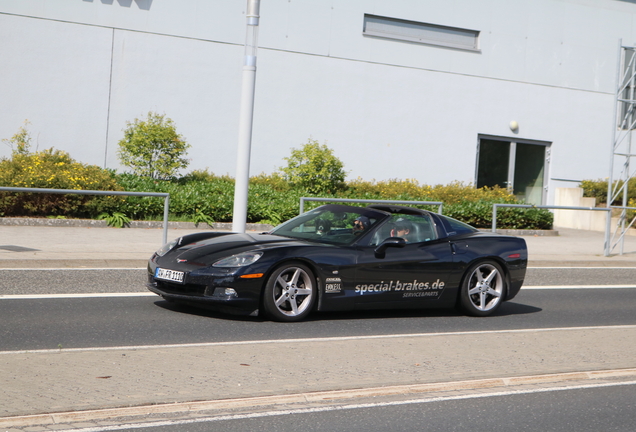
(299, 197, 444, 215)
(491, 203, 612, 256)
(0, 186, 171, 244)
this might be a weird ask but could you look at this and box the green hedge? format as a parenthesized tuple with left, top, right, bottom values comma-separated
(0, 161, 553, 230)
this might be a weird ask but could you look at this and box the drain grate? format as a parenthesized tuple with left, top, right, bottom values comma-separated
(0, 245, 41, 252)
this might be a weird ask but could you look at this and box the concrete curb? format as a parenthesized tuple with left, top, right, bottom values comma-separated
(0, 259, 149, 269)
(0, 217, 273, 232)
(479, 228, 559, 236)
(1, 368, 634, 429)
(528, 260, 636, 268)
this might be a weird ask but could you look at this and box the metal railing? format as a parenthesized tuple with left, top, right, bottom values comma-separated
(491, 203, 613, 256)
(299, 197, 444, 214)
(0, 186, 171, 244)
(607, 205, 636, 255)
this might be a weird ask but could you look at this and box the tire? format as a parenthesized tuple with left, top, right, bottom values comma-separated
(459, 260, 506, 317)
(262, 262, 317, 322)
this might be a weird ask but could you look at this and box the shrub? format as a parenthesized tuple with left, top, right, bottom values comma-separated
(117, 112, 190, 180)
(250, 171, 293, 192)
(279, 139, 346, 194)
(581, 177, 636, 206)
(0, 124, 122, 217)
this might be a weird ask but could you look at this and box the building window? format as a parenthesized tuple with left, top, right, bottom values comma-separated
(363, 14, 479, 51)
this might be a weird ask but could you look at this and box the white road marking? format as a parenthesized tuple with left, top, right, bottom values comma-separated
(0, 266, 633, 271)
(0, 268, 146, 271)
(46, 380, 636, 432)
(1, 284, 634, 300)
(528, 266, 636, 269)
(2, 324, 635, 356)
(0, 293, 155, 299)
(523, 285, 636, 289)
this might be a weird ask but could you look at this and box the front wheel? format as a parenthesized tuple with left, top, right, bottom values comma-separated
(262, 263, 317, 322)
(459, 260, 506, 317)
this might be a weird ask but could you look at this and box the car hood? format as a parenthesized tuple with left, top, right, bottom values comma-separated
(167, 232, 317, 264)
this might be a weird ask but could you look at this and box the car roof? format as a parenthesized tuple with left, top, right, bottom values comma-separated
(366, 204, 431, 216)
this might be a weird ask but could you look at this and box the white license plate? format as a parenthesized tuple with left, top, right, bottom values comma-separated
(155, 268, 185, 283)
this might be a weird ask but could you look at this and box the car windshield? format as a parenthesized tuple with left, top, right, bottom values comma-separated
(269, 205, 384, 245)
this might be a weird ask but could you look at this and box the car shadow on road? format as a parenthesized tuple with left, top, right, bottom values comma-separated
(311, 301, 541, 322)
(154, 300, 266, 322)
(154, 299, 541, 323)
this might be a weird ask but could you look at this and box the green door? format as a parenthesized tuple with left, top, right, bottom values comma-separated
(476, 137, 549, 205)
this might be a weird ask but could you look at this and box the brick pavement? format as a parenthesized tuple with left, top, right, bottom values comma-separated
(1, 326, 636, 419)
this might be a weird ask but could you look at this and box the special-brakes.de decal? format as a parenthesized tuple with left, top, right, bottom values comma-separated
(355, 279, 445, 298)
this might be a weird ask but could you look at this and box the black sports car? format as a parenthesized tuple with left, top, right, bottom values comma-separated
(147, 204, 527, 322)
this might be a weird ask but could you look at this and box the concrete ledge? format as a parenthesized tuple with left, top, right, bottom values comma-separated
(0, 217, 273, 232)
(0, 259, 149, 269)
(479, 229, 559, 236)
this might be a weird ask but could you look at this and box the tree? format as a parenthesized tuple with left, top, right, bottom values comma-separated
(279, 139, 347, 194)
(2, 120, 32, 156)
(117, 112, 190, 179)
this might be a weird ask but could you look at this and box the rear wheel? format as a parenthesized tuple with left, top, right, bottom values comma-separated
(262, 263, 317, 322)
(459, 260, 506, 317)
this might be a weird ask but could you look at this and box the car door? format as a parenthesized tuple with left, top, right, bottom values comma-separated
(352, 214, 456, 309)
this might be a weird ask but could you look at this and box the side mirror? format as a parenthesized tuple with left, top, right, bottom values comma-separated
(374, 237, 406, 258)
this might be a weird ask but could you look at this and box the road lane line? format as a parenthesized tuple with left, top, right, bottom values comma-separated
(2, 266, 633, 271)
(1, 285, 634, 300)
(0, 293, 155, 299)
(1, 324, 635, 355)
(528, 266, 636, 269)
(523, 285, 636, 289)
(0, 268, 146, 271)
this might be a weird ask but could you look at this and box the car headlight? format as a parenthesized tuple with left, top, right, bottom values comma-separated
(155, 238, 180, 257)
(212, 251, 263, 267)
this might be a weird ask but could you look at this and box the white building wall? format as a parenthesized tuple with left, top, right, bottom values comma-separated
(1, 0, 635, 203)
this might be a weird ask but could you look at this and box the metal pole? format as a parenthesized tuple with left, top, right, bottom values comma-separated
(604, 208, 612, 256)
(622, 47, 636, 255)
(607, 39, 622, 255)
(162, 195, 170, 245)
(232, 0, 260, 233)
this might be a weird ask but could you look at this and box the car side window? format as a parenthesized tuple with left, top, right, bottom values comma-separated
(371, 214, 438, 245)
(438, 215, 477, 237)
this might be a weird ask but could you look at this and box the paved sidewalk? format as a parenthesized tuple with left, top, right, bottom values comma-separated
(1, 327, 636, 421)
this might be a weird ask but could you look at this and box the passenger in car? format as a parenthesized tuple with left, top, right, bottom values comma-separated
(353, 216, 370, 235)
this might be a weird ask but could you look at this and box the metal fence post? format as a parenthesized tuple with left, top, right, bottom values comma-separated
(163, 194, 170, 245)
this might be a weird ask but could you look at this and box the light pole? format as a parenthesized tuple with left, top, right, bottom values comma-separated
(232, 0, 260, 233)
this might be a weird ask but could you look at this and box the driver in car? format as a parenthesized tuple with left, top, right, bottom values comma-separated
(391, 219, 414, 242)
(353, 216, 370, 235)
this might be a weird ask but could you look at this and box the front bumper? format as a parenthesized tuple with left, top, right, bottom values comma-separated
(146, 273, 262, 316)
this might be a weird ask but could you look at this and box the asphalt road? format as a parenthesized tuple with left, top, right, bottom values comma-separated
(1, 267, 635, 296)
(1, 268, 635, 351)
